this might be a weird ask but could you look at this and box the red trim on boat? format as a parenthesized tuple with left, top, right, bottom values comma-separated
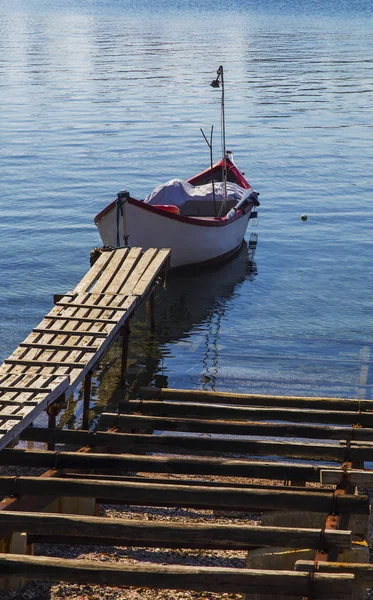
(94, 156, 252, 226)
(187, 157, 250, 190)
(95, 199, 116, 224)
(95, 196, 252, 228)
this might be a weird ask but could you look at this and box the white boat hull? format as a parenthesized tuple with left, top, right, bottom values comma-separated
(96, 199, 252, 269)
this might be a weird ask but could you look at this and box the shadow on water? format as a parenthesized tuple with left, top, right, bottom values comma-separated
(57, 240, 258, 430)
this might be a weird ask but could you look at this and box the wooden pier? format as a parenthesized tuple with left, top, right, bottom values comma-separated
(0, 253, 372, 598)
(0, 247, 170, 451)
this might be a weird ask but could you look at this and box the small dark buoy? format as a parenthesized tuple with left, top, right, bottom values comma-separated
(301, 214, 308, 222)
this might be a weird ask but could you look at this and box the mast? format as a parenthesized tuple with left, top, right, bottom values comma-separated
(211, 65, 227, 205)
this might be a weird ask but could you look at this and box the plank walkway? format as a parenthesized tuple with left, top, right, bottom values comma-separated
(0, 247, 170, 452)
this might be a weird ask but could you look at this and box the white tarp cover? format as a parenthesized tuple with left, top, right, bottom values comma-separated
(144, 179, 246, 207)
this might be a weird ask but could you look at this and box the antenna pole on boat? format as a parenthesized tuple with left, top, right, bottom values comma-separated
(200, 125, 217, 217)
(211, 65, 227, 203)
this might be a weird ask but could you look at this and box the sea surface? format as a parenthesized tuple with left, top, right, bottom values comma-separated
(1, 0, 373, 424)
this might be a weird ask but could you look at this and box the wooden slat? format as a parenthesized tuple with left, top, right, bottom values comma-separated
(0, 476, 368, 514)
(1, 448, 324, 482)
(295, 560, 373, 586)
(17, 426, 358, 462)
(127, 400, 371, 426)
(0, 511, 351, 550)
(320, 469, 373, 486)
(32, 328, 109, 338)
(104, 247, 143, 295)
(117, 248, 159, 295)
(19, 343, 99, 352)
(140, 387, 369, 412)
(131, 248, 171, 296)
(4, 359, 86, 368)
(73, 250, 113, 294)
(88, 248, 129, 295)
(101, 412, 373, 441)
(0, 555, 356, 596)
(55, 301, 134, 311)
(43, 315, 119, 324)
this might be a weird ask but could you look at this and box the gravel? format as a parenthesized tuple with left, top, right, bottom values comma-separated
(0, 466, 370, 599)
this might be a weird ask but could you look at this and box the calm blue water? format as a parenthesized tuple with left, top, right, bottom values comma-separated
(1, 0, 373, 404)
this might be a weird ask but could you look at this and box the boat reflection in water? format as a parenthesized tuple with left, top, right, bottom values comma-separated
(127, 236, 258, 393)
(59, 237, 258, 429)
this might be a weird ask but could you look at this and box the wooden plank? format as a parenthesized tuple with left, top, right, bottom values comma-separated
(0, 511, 352, 550)
(1, 448, 324, 482)
(18, 427, 348, 461)
(140, 387, 368, 412)
(88, 248, 129, 295)
(117, 248, 159, 295)
(321, 469, 373, 487)
(0, 555, 356, 596)
(52, 472, 332, 493)
(32, 328, 109, 338)
(295, 560, 373, 586)
(131, 249, 171, 296)
(19, 343, 99, 352)
(43, 315, 119, 324)
(73, 250, 113, 294)
(4, 359, 86, 368)
(104, 247, 143, 295)
(127, 400, 373, 426)
(101, 412, 373, 441)
(0, 476, 368, 513)
(55, 301, 134, 311)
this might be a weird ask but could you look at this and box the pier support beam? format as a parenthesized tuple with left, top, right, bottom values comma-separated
(147, 292, 156, 333)
(82, 370, 92, 430)
(120, 320, 131, 384)
(45, 394, 66, 451)
(0, 532, 33, 592)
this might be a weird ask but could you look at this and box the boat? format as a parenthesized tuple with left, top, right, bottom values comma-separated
(94, 66, 260, 270)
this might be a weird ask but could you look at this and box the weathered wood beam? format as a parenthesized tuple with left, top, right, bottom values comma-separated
(32, 328, 108, 338)
(0, 554, 356, 596)
(0, 476, 368, 514)
(62, 472, 332, 493)
(295, 560, 373, 586)
(0, 511, 352, 550)
(4, 359, 86, 368)
(18, 427, 368, 462)
(126, 400, 373, 427)
(320, 469, 373, 487)
(0, 449, 324, 482)
(100, 412, 373, 441)
(140, 387, 367, 411)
